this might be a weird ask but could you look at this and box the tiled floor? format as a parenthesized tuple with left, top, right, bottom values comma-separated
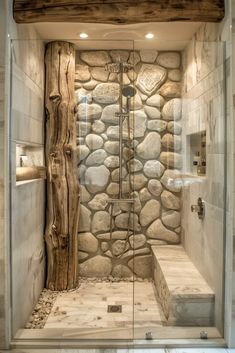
(2, 348, 235, 352)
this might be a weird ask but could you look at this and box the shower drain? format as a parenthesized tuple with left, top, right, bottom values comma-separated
(107, 305, 122, 313)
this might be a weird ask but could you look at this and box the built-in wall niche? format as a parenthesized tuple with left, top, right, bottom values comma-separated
(16, 144, 46, 183)
(187, 131, 206, 176)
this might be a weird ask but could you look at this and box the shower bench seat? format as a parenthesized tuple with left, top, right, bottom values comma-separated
(151, 245, 215, 326)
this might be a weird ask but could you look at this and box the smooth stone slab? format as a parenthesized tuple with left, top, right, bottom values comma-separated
(167, 121, 182, 135)
(157, 52, 181, 69)
(86, 149, 107, 166)
(79, 256, 112, 277)
(136, 64, 167, 96)
(161, 190, 180, 210)
(147, 119, 167, 132)
(143, 160, 165, 178)
(148, 179, 163, 197)
(159, 82, 181, 98)
(85, 134, 103, 150)
(144, 106, 161, 119)
(75, 64, 91, 82)
(160, 152, 182, 169)
(160, 169, 182, 192)
(146, 219, 179, 243)
(92, 211, 111, 234)
(128, 255, 152, 278)
(77, 103, 102, 120)
(146, 94, 165, 107)
(90, 67, 109, 82)
(162, 210, 181, 228)
(161, 133, 181, 151)
(162, 98, 182, 121)
(136, 132, 161, 159)
(88, 193, 109, 210)
(140, 50, 158, 63)
(85, 165, 110, 193)
(78, 232, 98, 253)
(93, 83, 119, 104)
(80, 51, 111, 66)
(140, 199, 161, 227)
(78, 205, 91, 232)
(101, 104, 120, 124)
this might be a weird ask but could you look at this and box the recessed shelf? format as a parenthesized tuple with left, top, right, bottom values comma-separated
(186, 131, 206, 177)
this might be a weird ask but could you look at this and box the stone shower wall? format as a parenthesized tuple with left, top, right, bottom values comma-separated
(75, 50, 182, 279)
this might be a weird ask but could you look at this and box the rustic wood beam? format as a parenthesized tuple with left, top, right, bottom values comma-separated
(44, 41, 79, 291)
(13, 0, 224, 24)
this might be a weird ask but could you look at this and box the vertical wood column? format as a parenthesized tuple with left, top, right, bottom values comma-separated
(44, 41, 79, 291)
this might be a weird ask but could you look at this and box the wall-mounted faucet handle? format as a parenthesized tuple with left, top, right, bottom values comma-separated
(191, 197, 205, 220)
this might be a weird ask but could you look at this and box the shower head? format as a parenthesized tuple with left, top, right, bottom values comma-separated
(105, 62, 133, 73)
(122, 86, 137, 98)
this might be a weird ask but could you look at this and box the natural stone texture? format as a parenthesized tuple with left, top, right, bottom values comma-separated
(160, 169, 182, 192)
(85, 134, 103, 150)
(92, 211, 111, 234)
(77, 145, 89, 162)
(161, 190, 180, 210)
(162, 98, 182, 121)
(129, 234, 146, 249)
(83, 80, 98, 90)
(90, 67, 109, 82)
(75, 64, 91, 82)
(78, 205, 91, 232)
(147, 119, 167, 132)
(128, 255, 152, 278)
(91, 120, 106, 134)
(80, 51, 111, 66)
(168, 69, 181, 82)
(112, 264, 132, 278)
(110, 50, 129, 63)
(136, 64, 167, 96)
(128, 52, 140, 66)
(162, 210, 181, 228)
(123, 147, 134, 160)
(88, 193, 109, 210)
(143, 160, 165, 178)
(76, 121, 91, 136)
(136, 132, 161, 159)
(109, 72, 117, 81)
(77, 103, 102, 120)
(130, 173, 147, 190)
(78, 232, 98, 253)
(78, 251, 89, 261)
(79, 256, 112, 277)
(140, 50, 158, 63)
(115, 213, 141, 232)
(80, 185, 92, 203)
(128, 110, 147, 137)
(111, 167, 127, 182)
(112, 240, 127, 256)
(78, 165, 87, 184)
(93, 83, 119, 104)
(122, 248, 150, 259)
(104, 156, 120, 168)
(118, 73, 130, 85)
(85, 165, 110, 193)
(175, 227, 181, 234)
(104, 141, 119, 155)
(146, 94, 165, 108)
(161, 133, 181, 151)
(129, 93, 143, 110)
(75, 88, 92, 104)
(86, 149, 107, 166)
(148, 179, 163, 197)
(129, 158, 143, 173)
(101, 242, 109, 252)
(76, 137, 85, 145)
(157, 52, 181, 69)
(127, 69, 137, 82)
(140, 200, 161, 227)
(147, 239, 167, 245)
(107, 126, 130, 140)
(167, 121, 182, 135)
(159, 82, 181, 98)
(101, 104, 120, 124)
(146, 219, 179, 243)
(160, 152, 182, 169)
(105, 250, 113, 258)
(139, 187, 152, 202)
(107, 181, 129, 195)
(144, 106, 161, 119)
(97, 231, 130, 240)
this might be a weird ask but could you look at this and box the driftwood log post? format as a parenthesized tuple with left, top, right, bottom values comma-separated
(44, 41, 79, 291)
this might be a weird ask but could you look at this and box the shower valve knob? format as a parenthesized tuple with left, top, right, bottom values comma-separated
(191, 197, 205, 220)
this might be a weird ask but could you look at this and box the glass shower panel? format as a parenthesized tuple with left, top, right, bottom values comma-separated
(132, 38, 226, 340)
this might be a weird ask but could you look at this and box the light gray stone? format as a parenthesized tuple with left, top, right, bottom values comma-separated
(77, 103, 102, 120)
(92, 211, 111, 234)
(104, 141, 119, 155)
(107, 126, 131, 140)
(75, 88, 92, 104)
(79, 256, 112, 277)
(147, 119, 167, 132)
(111, 167, 127, 182)
(78, 232, 98, 253)
(88, 193, 109, 210)
(85, 134, 103, 150)
(129, 158, 143, 173)
(144, 106, 161, 119)
(161, 190, 180, 210)
(136, 132, 161, 159)
(83, 79, 98, 90)
(112, 264, 132, 278)
(104, 156, 119, 168)
(78, 165, 86, 183)
(167, 121, 182, 135)
(128, 110, 147, 137)
(168, 69, 181, 82)
(97, 231, 130, 240)
(140, 50, 158, 63)
(140, 200, 161, 227)
(162, 210, 181, 228)
(85, 165, 110, 193)
(161, 133, 181, 151)
(86, 149, 107, 166)
(107, 181, 130, 195)
(90, 67, 109, 82)
(159, 82, 181, 98)
(129, 234, 146, 249)
(146, 219, 179, 243)
(160, 169, 182, 192)
(129, 93, 143, 110)
(75, 64, 91, 82)
(146, 94, 165, 108)
(112, 240, 127, 256)
(110, 50, 129, 62)
(143, 160, 165, 178)
(148, 179, 163, 197)
(136, 64, 167, 95)
(80, 51, 111, 66)
(91, 120, 106, 134)
(77, 145, 89, 162)
(128, 52, 140, 66)
(78, 205, 91, 232)
(139, 187, 152, 202)
(76, 121, 91, 136)
(160, 152, 182, 169)
(80, 185, 92, 203)
(162, 98, 182, 121)
(157, 52, 181, 69)
(115, 213, 141, 232)
(130, 173, 147, 190)
(101, 104, 120, 124)
(128, 255, 152, 278)
(93, 83, 119, 104)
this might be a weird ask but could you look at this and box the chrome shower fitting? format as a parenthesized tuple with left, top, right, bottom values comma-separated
(191, 197, 205, 219)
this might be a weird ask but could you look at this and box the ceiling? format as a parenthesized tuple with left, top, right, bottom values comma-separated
(34, 22, 202, 51)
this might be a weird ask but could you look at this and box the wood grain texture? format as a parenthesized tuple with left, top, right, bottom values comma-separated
(13, 0, 224, 23)
(45, 41, 79, 291)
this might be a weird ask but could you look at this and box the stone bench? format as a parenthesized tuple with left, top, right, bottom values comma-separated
(152, 245, 214, 326)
